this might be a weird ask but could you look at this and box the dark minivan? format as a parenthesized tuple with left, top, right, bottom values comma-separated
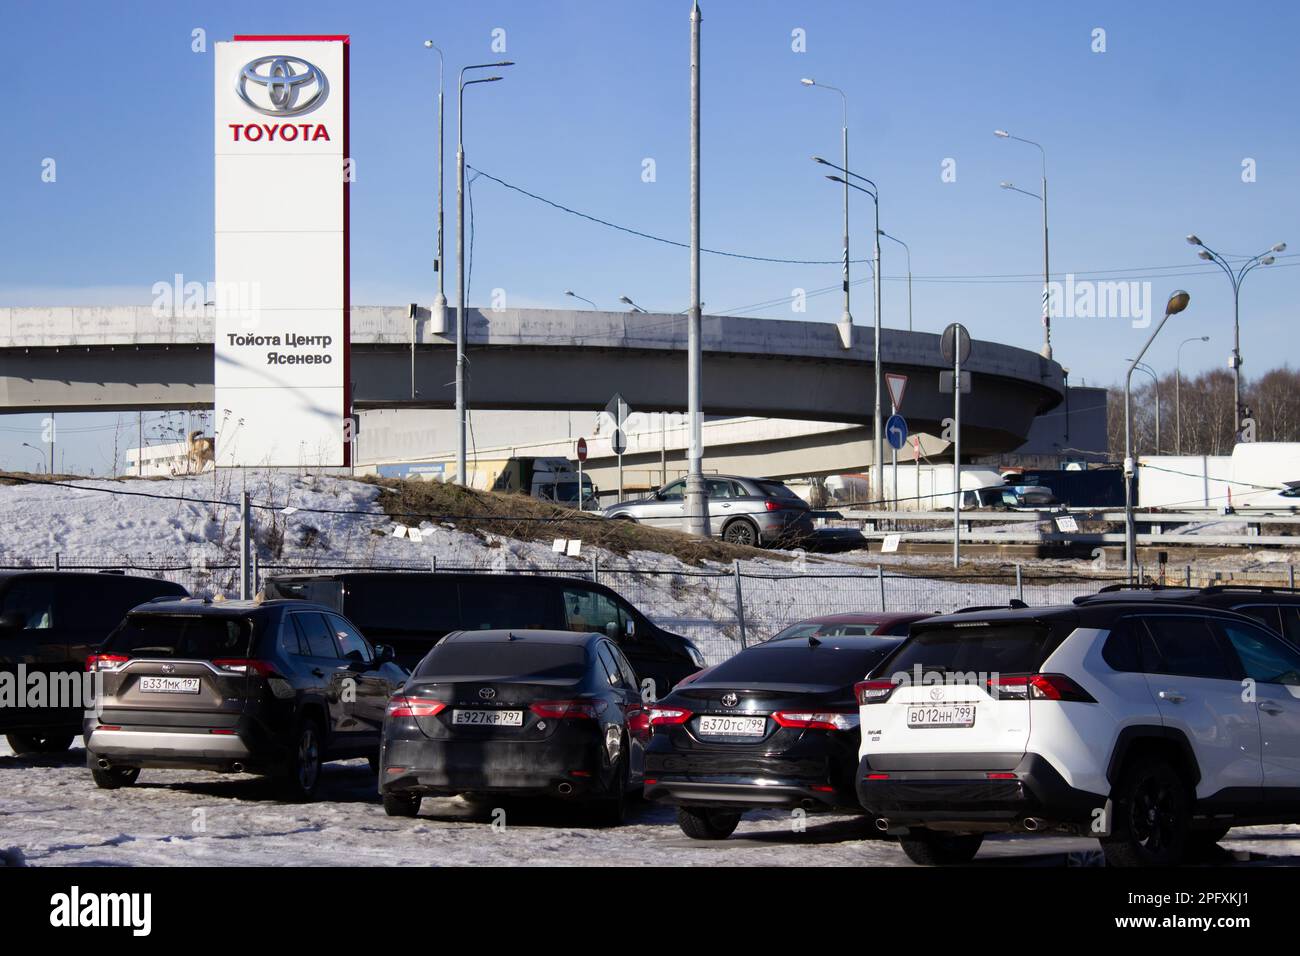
(264, 572, 706, 699)
(0, 571, 188, 755)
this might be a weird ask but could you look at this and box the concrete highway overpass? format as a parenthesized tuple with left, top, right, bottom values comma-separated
(0, 306, 1065, 455)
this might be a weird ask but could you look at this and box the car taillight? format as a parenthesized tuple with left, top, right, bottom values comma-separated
(764, 500, 787, 511)
(772, 710, 860, 731)
(855, 679, 898, 705)
(529, 699, 607, 720)
(987, 674, 1095, 703)
(647, 706, 693, 726)
(387, 696, 447, 718)
(213, 658, 275, 677)
(86, 653, 130, 673)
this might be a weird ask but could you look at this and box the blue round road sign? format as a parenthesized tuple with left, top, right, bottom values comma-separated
(886, 414, 908, 450)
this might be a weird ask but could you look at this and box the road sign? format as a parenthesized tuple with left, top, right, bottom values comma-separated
(605, 393, 630, 457)
(886, 414, 908, 450)
(940, 322, 971, 365)
(576, 437, 587, 462)
(885, 372, 908, 411)
(939, 370, 972, 393)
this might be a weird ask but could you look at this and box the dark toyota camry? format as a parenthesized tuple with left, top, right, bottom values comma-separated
(379, 629, 649, 824)
(643, 634, 901, 839)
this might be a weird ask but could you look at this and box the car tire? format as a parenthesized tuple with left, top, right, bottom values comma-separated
(676, 806, 742, 840)
(7, 732, 76, 755)
(1099, 758, 1191, 867)
(594, 750, 630, 827)
(382, 790, 422, 818)
(278, 718, 324, 802)
(91, 765, 141, 789)
(722, 519, 760, 548)
(898, 830, 984, 865)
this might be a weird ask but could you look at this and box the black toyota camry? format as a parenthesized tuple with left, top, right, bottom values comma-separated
(379, 629, 649, 825)
(643, 634, 902, 839)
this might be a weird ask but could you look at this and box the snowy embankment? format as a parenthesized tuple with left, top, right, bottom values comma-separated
(0, 471, 1105, 661)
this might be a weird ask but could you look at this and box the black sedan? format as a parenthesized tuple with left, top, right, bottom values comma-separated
(379, 629, 649, 825)
(643, 634, 901, 839)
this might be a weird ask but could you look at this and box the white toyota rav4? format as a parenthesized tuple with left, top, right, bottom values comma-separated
(855, 599, 1300, 866)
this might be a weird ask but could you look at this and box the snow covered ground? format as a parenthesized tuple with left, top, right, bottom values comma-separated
(3, 740, 1297, 867)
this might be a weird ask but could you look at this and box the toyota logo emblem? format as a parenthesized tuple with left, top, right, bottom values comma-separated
(721, 692, 738, 707)
(929, 687, 944, 701)
(237, 56, 328, 116)
(478, 687, 496, 700)
(161, 663, 175, 674)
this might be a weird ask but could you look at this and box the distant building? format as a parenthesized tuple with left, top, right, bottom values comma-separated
(975, 386, 1110, 470)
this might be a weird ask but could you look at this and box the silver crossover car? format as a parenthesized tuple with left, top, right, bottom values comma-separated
(602, 475, 814, 548)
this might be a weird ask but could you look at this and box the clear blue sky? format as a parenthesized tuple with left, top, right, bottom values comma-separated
(2, 0, 1297, 472)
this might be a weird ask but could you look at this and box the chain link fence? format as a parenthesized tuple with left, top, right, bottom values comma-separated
(8, 547, 1288, 665)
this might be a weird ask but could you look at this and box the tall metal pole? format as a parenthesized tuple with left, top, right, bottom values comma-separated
(425, 42, 448, 335)
(952, 339, 961, 568)
(1126, 292, 1190, 580)
(455, 64, 511, 486)
(1176, 335, 1208, 455)
(684, 1, 709, 536)
(1040, 170, 1051, 360)
(873, 194, 883, 507)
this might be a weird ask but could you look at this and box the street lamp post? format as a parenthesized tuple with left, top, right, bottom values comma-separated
(1185, 235, 1286, 439)
(618, 295, 647, 313)
(456, 60, 513, 487)
(21, 442, 45, 474)
(564, 290, 598, 310)
(1125, 291, 1191, 581)
(819, 162, 883, 499)
(801, 78, 853, 350)
(1175, 335, 1209, 455)
(423, 41, 448, 336)
(878, 230, 912, 331)
(995, 130, 1051, 360)
(1129, 361, 1161, 454)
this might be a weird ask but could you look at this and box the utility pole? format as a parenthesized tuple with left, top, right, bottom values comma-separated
(684, 1, 709, 537)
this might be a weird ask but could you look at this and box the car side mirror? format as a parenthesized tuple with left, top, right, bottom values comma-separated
(0, 612, 21, 635)
(374, 644, 396, 664)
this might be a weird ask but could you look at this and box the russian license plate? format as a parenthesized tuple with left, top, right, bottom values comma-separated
(907, 704, 976, 728)
(452, 709, 523, 727)
(698, 715, 767, 736)
(138, 676, 201, 695)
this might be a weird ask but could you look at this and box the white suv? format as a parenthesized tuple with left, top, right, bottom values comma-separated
(854, 600, 1300, 866)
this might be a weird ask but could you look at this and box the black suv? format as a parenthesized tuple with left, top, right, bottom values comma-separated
(263, 572, 706, 699)
(1077, 584, 1300, 642)
(84, 598, 406, 799)
(0, 571, 188, 755)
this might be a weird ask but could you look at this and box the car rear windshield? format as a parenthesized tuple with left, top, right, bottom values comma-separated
(107, 614, 255, 660)
(755, 480, 800, 500)
(414, 642, 587, 681)
(880, 622, 1055, 679)
(702, 642, 895, 687)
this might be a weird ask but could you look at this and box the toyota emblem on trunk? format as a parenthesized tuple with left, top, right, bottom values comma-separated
(479, 687, 496, 700)
(721, 692, 738, 707)
(929, 687, 944, 701)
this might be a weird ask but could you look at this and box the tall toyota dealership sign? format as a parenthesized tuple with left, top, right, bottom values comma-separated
(214, 35, 350, 466)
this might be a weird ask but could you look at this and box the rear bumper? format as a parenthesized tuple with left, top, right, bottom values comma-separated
(380, 735, 610, 798)
(856, 752, 1106, 830)
(85, 727, 256, 770)
(644, 775, 847, 810)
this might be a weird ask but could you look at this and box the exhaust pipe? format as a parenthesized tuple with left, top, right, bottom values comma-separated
(231, 762, 245, 774)
(97, 758, 111, 770)
(557, 782, 574, 795)
(1023, 817, 1045, 832)
(875, 817, 890, 831)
